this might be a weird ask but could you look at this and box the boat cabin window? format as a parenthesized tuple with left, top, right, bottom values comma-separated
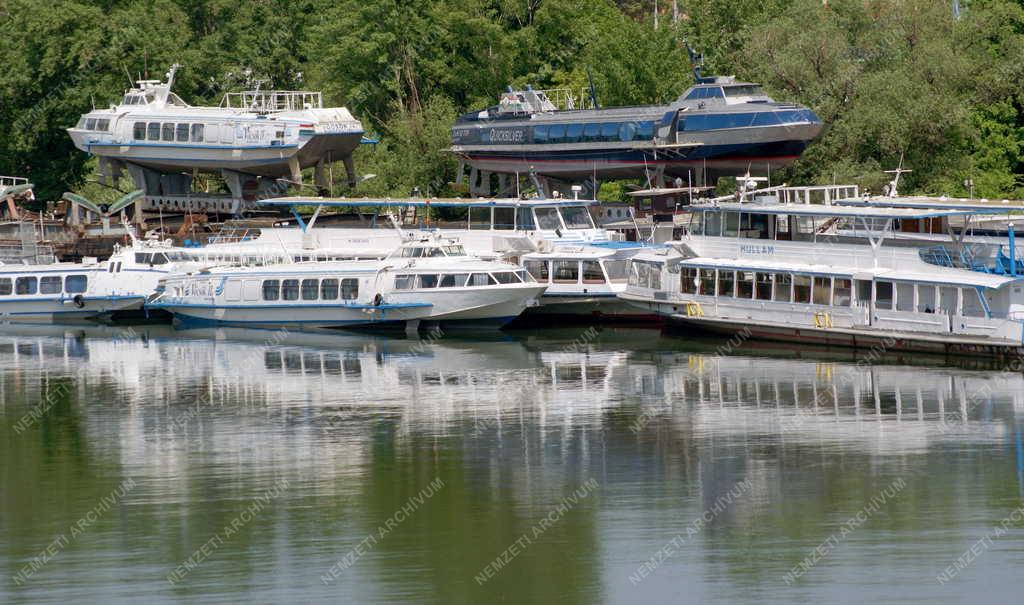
(40, 276, 62, 294)
(755, 273, 773, 299)
(0, 278, 11, 295)
(962, 288, 986, 317)
(341, 279, 358, 300)
(176, 124, 189, 142)
(191, 124, 204, 142)
(812, 277, 831, 305)
(161, 123, 175, 142)
(680, 268, 698, 295)
(16, 276, 37, 295)
(525, 261, 549, 282)
(320, 279, 339, 299)
(493, 207, 515, 230)
(444, 245, 466, 256)
(698, 268, 715, 294)
(793, 275, 812, 304)
(469, 273, 497, 286)
(262, 279, 280, 301)
(301, 279, 319, 300)
(65, 275, 87, 293)
(582, 261, 605, 284)
(917, 285, 937, 314)
(896, 283, 915, 312)
(875, 281, 894, 310)
(394, 275, 414, 290)
(517, 270, 535, 283)
(834, 279, 852, 306)
(774, 273, 793, 302)
(417, 274, 439, 288)
(147, 122, 160, 141)
(602, 260, 628, 284)
(440, 273, 469, 288)
(561, 206, 595, 229)
(737, 271, 755, 298)
(517, 208, 535, 230)
(281, 279, 300, 301)
(553, 261, 579, 284)
(535, 208, 562, 231)
(939, 286, 958, 315)
(723, 212, 740, 237)
(85, 118, 96, 130)
(133, 122, 146, 140)
(629, 261, 663, 290)
(718, 270, 735, 297)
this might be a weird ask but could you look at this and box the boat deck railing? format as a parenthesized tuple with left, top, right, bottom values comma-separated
(220, 91, 324, 113)
(0, 242, 56, 265)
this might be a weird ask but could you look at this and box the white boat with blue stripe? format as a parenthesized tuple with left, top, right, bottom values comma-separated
(148, 236, 547, 330)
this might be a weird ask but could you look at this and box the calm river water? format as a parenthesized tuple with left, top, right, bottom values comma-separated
(1, 323, 1023, 604)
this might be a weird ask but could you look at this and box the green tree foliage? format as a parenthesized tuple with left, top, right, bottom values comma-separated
(1, 0, 1021, 201)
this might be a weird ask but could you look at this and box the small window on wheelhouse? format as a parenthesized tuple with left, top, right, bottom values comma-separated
(492, 272, 520, 284)
(493, 207, 515, 230)
(603, 260, 628, 283)
(133, 122, 146, 140)
(40, 276, 62, 294)
(0, 278, 11, 295)
(301, 279, 319, 300)
(417, 274, 439, 288)
(535, 208, 562, 231)
(176, 123, 189, 142)
(161, 123, 175, 142)
(320, 279, 339, 300)
(262, 280, 280, 301)
(341, 279, 358, 300)
(962, 288, 986, 317)
(147, 122, 160, 140)
(191, 124, 205, 142)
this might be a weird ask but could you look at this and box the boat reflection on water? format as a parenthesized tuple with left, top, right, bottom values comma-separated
(2, 323, 1024, 602)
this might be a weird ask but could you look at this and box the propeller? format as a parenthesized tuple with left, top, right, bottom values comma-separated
(62, 190, 143, 216)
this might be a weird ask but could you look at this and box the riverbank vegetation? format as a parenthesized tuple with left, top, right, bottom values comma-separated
(1, 0, 1021, 201)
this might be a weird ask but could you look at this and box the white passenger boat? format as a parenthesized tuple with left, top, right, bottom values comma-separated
(520, 245, 659, 320)
(0, 231, 217, 322)
(619, 201, 1024, 357)
(67, 64, 364, 212)
(147, 236, 547, 330)
(211, 195, 661, 319)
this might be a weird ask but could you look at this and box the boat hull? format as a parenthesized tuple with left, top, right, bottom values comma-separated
(0, 296, 146, 322)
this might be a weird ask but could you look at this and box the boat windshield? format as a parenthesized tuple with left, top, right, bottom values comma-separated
(723, 85, 764, 98)
(560, 206, 595, 229)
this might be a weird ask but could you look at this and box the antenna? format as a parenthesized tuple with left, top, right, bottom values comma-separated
(586, 68, 600, 109)
(883, 152, 912, 198)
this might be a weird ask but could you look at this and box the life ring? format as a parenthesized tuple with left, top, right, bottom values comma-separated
(73, 294, 85, 309)
(373, 293, 384, 307)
